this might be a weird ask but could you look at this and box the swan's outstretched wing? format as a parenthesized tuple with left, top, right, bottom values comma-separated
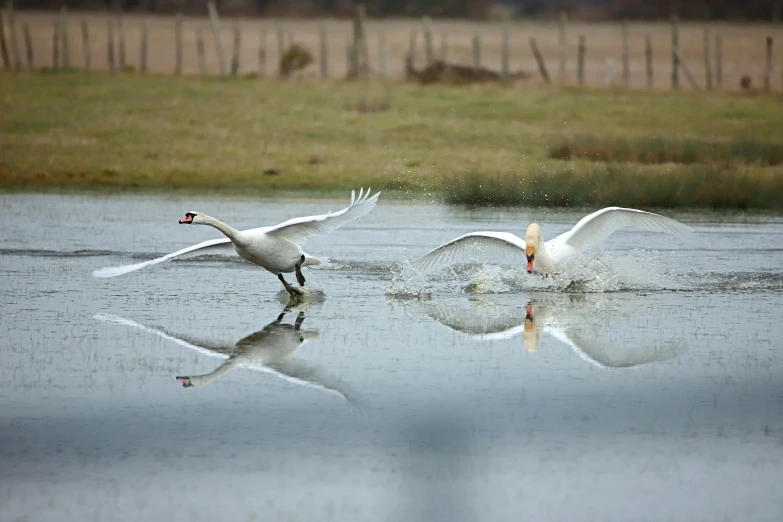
(261, 358, 363, 406)
(92, 238, 233, 278)
(264, 188, 380, 245)
(93, 313, 233, 358)
(413, 231, 527, 274)
(555, 207, 692, 250)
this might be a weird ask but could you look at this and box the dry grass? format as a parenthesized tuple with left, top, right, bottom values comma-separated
(549, 136, 783, 165)
(5, 11, 783, 90)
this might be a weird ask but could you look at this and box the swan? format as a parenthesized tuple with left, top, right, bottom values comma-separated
(414, 207, 692, 275)
(419, 297, 687, 368)
(93, 310, 362, 405)
(93, 188, 380, 296)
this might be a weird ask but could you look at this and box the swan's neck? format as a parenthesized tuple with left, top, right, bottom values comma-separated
(199, 215, 241, 241)
(187, 359, 237, 388)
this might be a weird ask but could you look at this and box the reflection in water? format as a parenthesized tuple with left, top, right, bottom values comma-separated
(94, 308, 362, 406)
(419, 295, 687, 368)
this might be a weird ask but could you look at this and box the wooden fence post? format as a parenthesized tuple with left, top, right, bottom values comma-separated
(0, 9, 10, 70)
(52, 20, 59, 70)
(319, 23, 327, 78)
(6, 0, 21, 70)
(703, 27, 712, 90)
(472, 34, 480, 72)
(605, 57, 614, 87)
(174, 13, 182, 76)
(378, 32, 386, 78)
(22, 21, 32, 70)
(714, 34, 722, 89)
(764, 36, 773, 93)
(115, 4, 125, 69)
(207, 1, 228, 75)
(671, 15, 679, 89)
(81, 20, 90, 71)
(60, 5, 70, 69)
(645, 34, 652, 88)
(530, 38, 550, 84)
(348, 3, 368, 80)
(275, 20, 284, 71)
(673, 48, 699, 89)
(196, 28, 205, 76)
(577, 34, 585, 86)
(621, 20, 629, 87)
(140, 20, 148, 73)
(558, 11, 566, 82)
(107, 19, 114, 72)
(501, 13, 509, 82)
(230, 20, 240, 76)
(421, 15, 433, 65)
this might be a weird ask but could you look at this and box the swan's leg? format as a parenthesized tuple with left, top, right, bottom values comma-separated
(176, 376, 193, 388)
(278, 274, 303, 296)
(294, 311, 305, 331)
(295, 255, 306, 286)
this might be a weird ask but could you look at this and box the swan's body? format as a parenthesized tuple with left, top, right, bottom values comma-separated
(93, 188, 380, 295)
(414, 207, 692, 275)
(93, 311, 361, 404)
(420, 298, 686, 369)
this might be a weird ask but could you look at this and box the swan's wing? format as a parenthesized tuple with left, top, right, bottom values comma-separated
(555, 207, 693, 250)
(92, 238, 233, 278)
(264, 188, 380, 246)
(260, 357, 363, 406)
(413, 231, 527, 274)
(93, 313, 233, 359)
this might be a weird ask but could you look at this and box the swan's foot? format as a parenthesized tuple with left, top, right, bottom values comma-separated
(278, 274, 303, 296)
(295, 255, 306, 286)
(176, 376, 193, 388)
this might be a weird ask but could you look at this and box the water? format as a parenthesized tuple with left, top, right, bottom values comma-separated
(2, 193, 782, 521)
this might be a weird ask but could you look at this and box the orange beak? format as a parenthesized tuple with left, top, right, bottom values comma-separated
(179, 214, 193, 224)
(527, 259, 534, 273)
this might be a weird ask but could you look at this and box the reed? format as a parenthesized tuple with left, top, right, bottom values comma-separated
(549, 135, 783, 166)
(444, 164, 783, 209)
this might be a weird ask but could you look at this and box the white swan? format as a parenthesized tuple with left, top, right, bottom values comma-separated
(93, 188, 380, 295)
(93, 311, 362, 405)
(414, 207, 692, 275)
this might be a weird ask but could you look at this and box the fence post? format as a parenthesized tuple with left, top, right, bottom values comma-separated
(577, 34, 585, 86)
(764, 36, 773, 93)
(52, 21, 59, 70)
(439, 32, 447, 62)
(558, 11, 566, 82)
(275, 20, 284, 71)
(703, 27, 712, 90)
(671, 15, 679, 89)
(207, 1, 228, 75)
(230, 20, 240, 76)
(81, 20, 90, 71)
(319, 23, 327, 78)
(621, 20, 629, 87)
(530, 38, 550, 84)
(258, 26, 266, 78)
(21, 21, 33, 70)
(140, 20, 148, 73)
(472, 34, 480, 72)
(115, 3, 125, 69)
(408, 28, 417, 67)
(501, 12, 509, 82)
(107, 19, 114, 72)
(673, 49, 699, 89)
(6, 0, 21, 70)
(605, 57, 614, 87)
(714, 34, 722, 89)
(174, 13, 182, 76)
(196, 28, 205, 76)
(60, 5, 70, 69)
(421, 15, 433, 65)
(0, 9, 10, 70)
(645, 34, 652, 88)
(378, 32, 386, 78)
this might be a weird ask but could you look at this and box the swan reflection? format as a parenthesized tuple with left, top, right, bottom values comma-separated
(94, 309, 361, 405)
(420, 296, 687, 369)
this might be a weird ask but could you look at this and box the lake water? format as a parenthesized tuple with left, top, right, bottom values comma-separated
(2, 193, 782, 521)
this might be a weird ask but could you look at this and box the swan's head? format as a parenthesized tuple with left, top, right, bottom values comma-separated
(179, 211, 203, 225)
(523, 303, 540, 352)
(525, 223, 543, 273)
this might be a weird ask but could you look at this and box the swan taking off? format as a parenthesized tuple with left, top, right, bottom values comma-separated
(93, 188, 380, 296)
(414, 207, 692, 275)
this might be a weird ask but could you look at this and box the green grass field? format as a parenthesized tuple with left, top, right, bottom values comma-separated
(1, 72, 782, 206)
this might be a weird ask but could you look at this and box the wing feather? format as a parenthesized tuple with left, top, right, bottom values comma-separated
(413, 231, 527, 273)
(92, 237, 232, 278)
(556, 207, 693, 249)
(266, 188, 381, 245)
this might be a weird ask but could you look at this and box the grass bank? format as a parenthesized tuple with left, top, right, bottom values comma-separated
(1, 73, 782, 207)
